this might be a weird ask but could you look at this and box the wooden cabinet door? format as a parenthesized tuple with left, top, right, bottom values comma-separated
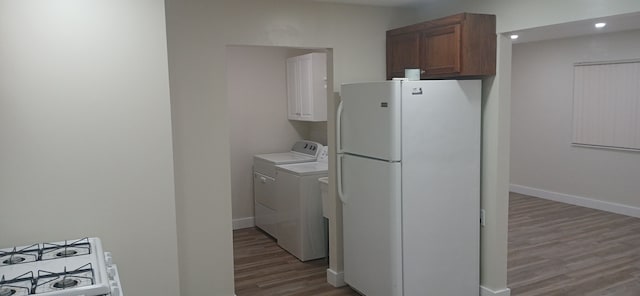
(420, 24, 461, 76)
(386, 32, 420, 80)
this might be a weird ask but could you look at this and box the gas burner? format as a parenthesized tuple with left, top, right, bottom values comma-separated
(52, 278, 79, 289)
(54, 250, 77, 258)
(0, 287, 16, 296)
(3, 257, 24, 266)
(0, 245, 39, 267)
(41, 238, 90, 261)
(35, 264, 94, 294)
(0, 272, 34, 296)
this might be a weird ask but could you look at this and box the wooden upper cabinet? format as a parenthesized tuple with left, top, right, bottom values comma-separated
(386, 13, 496, 80)
(420, 24, 461, 76)
(386, 32, 420, 79)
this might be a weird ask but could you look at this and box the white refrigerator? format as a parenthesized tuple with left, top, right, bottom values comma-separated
(336, 80, 481, 296)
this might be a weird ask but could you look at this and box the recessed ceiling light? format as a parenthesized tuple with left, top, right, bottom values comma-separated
(595, 22, 606, 28)
(510, 34, 519, 40)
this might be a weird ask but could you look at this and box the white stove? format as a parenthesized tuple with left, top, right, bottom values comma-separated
(0, 238, 122, 296)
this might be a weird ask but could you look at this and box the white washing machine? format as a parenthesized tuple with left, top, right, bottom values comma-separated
(253, 140, 322, 238)
(275, 146, 328, 261)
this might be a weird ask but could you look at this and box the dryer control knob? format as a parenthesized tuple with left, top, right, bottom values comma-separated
(111, 282, 121, 296)
(107, 267, 116, 280)
(104, 252, 113, 266)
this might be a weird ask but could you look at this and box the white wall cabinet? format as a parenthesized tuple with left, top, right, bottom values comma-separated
(286, 53, 327, 121)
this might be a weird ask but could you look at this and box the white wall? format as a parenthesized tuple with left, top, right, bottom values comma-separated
(413, 1, 640, 294)
(0, 1, 180, 296)
(166, 0, 640, 293)
(511, 29, 640, 208)
(165, 0, 410, 295)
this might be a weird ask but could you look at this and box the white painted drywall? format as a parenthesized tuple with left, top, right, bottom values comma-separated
(166, 0, 640, 293)
(165, 0, 410, 294)
(413, 0, 640, 292)
(511, 29, 640, 208)
(0, 1, 180, 296)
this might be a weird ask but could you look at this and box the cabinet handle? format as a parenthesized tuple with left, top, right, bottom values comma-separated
(421, 69, 426, 74)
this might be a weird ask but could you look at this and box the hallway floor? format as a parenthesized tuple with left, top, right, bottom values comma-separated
(233, 227, 359, 296)
(233, 192, 640, 295)
(509, 192, 640, 296)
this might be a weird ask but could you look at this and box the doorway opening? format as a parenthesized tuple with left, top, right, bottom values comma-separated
(225, 45, 354, 295)
(506, 11, 640, 295)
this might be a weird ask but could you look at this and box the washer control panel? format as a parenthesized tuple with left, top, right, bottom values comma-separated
(291, 140, 322, 158)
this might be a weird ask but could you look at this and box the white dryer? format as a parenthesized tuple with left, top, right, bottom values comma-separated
(253, 140, 322, 238)
(275, 146, 328, 261)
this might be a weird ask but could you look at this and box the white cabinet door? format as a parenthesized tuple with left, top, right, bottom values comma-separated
(286, 53, 327, 121)
(286, 57, 300, 119)
(298, 54, 314, 120)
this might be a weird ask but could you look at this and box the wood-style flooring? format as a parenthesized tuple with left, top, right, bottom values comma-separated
(508, 192, 640, 296)
(234, 193, 640, 295)
(233, 227, 359, 296)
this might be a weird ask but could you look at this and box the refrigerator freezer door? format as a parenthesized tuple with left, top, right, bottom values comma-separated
(340, 154, 402, 296)
(340, 81, 401, 161)
(401, 80, 481, 295)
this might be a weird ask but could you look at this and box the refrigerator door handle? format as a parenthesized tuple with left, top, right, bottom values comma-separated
(337, 154, 346, 204)
(336, 100, 344, 153)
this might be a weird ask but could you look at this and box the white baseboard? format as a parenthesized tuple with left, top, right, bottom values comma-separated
(325, 269, 504, 293)
(481, 286, 511, 296)
(510, 184, 640, 219)
(232, 217, 255, 230)
(326, 268, 345, 287)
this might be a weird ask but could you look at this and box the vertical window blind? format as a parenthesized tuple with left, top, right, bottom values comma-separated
(573, 60, 640, 151)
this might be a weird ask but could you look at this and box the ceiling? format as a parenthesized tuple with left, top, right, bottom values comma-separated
(510, 11, 640, 44)
(310, 0, 431, 7)
(305, 1, 640, 43)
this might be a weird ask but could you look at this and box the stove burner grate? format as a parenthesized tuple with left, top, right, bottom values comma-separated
(35, 263, 95, 294)
(0, 287, 16, 296)
(0, 272, 34, 296)
(0, 244, 40, 266)
(41, 238, 90, 261)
